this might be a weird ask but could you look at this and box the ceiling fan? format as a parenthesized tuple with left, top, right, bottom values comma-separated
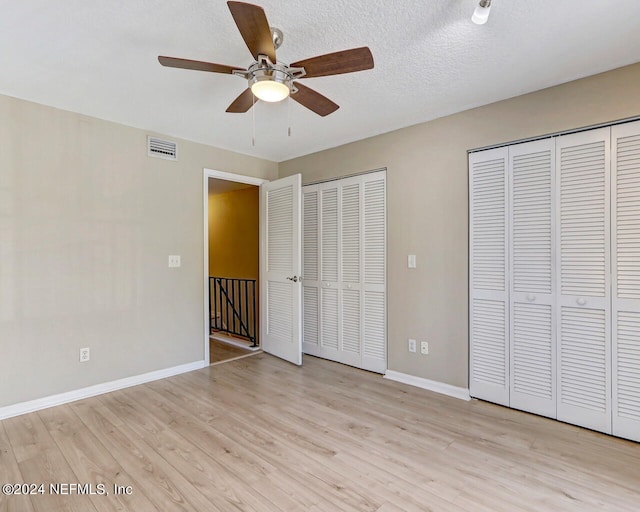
(158, 1, 374, 117)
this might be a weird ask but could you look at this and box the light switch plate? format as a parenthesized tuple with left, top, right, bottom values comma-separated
(168, 255, 181, 268)
(408, 254, 416, 268)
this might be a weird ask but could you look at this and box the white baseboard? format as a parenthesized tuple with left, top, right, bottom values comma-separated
(0, 360, 207, 421)
(384, 370, 471, 401)
(210, 333, 261, 351)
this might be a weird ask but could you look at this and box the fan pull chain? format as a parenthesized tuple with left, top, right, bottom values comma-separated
(287, 95, 291, 137)
(251, 94, 256, 146)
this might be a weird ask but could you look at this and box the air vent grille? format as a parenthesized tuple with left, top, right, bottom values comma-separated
(147, 136, 177, 160)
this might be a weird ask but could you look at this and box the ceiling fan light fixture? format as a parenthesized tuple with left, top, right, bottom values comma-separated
(248, 65, 292, 102)
(251, 77, 290, 102)
(472, 0, 492, 25)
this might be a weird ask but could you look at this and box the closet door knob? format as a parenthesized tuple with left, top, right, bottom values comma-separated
(577, 297, 587, 306)
(526, 294, 536, 302)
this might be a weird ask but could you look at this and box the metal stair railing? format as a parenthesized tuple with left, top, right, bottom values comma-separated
(209, 277, 257, 347)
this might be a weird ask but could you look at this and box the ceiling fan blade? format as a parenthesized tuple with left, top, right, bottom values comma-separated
(291, 47, 374, 78)
(158, 56, 245, 74)
(226, 88, 256, 113)
(227, 1, 276, 63)
(291, 83, 339, 117)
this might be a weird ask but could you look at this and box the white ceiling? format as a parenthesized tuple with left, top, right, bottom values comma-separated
(2, 1, 640, 162)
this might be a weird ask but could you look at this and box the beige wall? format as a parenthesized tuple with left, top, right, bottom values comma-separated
(3, 62, 640, 409)
(280, 62, 640, 388)
(208, 186, 259, 280)
(0, 94, 277, 408)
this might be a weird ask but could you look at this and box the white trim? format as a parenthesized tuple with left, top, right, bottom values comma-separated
(203, 168, 268, 366)
(384, 370, 471, 401)
(204, 168, 266, 187)
(210, 333, 261, 351)
(0, 360, 206, 421)
(209, 350, 263, 366)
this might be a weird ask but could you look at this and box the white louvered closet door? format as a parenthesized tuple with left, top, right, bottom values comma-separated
(361, 172, 387, 373)
(469, 147, 510, 406)
(556, 128, 612, 434)
(320, 183, 340, 359)
(508, 139, 556, 418)
(301, 171, 386, 373)
(612, 121, 640, 442)
(338, 175, 363, 369)
(302, 185, 321, 357)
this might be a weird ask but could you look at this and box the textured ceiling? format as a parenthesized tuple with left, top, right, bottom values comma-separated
(2, 0, 640, 162)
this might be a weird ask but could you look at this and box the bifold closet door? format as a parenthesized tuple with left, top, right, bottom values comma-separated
(361, 172, 386, 373)
(469, 147, 510, 406)
(336, 174, 363, 369)
(302, 185, 321, 357)
(302, 171, 386, 373)
(556, 127, 612, 434)
(508, 139, 556, 418)
(612, 121, 640, 442)
(319, 182, 341, 360)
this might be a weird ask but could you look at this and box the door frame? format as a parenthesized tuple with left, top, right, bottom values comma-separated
(203, 168, 268, 364)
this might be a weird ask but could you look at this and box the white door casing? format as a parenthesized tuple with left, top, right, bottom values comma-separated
(203, 168, 266, 365)
(260, 174, 303, 365)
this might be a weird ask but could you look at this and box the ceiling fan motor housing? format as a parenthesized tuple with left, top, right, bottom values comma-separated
(238, 57, 306, 102)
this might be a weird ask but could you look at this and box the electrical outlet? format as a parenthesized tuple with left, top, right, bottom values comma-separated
(79, 347, 90, 362)
(408, 339, 416, 353)
(168, 255, 181, 268)
(420, 341, 429, 355)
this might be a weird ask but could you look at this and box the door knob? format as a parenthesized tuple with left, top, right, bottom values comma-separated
(286, 276, 298, 282)
(526, 294, 536, 302)
(577, 297, 587, 306)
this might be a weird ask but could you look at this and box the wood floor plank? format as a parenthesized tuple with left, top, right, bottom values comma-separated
(121, 383, 311, 512)
(98, 389, 286, 512)
(37, 405, 158, 512)
(0, 423, 35, 512)
(3, 414, 98, 512)
(1, 353, 639, 511)
(210, 338, 254, 364)
(141, 376, 335, 510)
(69, 399, 223, 512)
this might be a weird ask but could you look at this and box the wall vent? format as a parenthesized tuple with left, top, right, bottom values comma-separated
(147, 136, 178, 161)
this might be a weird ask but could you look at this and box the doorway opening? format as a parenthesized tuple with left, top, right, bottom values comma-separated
(203, 169, 266, 365)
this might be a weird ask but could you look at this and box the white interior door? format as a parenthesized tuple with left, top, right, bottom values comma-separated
(302, 185, 321, 357)
(301, 171, 386, 373)
(508, 139, 557, 419)
(260, 174, 302, 365)
(611, 120, 640, 442)
(556, 128, 611, 434)
(469, 147, 510, 406)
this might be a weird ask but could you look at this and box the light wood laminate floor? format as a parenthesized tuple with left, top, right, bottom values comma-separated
(210, 338, 255, 364)
(1, 354, 639, 512)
